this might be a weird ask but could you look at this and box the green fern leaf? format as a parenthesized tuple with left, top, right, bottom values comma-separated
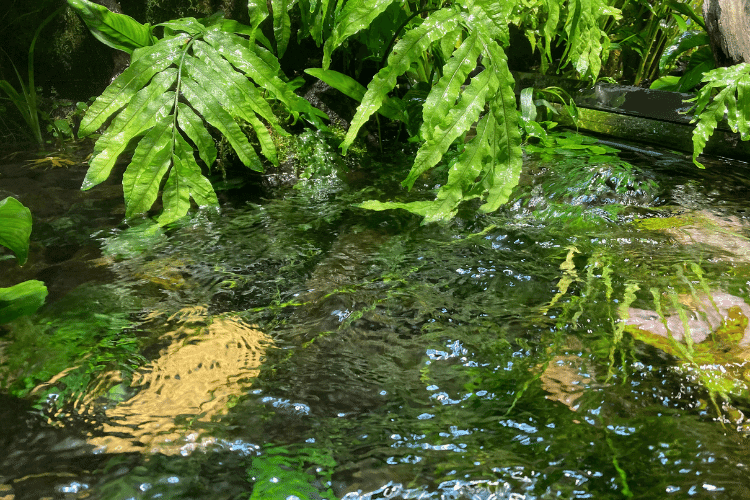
(79, 36, 187, 137)
(322, 0, 397, 69)
(181, 52, 279, 165)
(464, 1, 510, 45)
(422, 113, 493, 222)
(181, 77, 263, 171)
(541, 0, 560, 71)
(403, 67, 497, 189)
(341, 7, 462, 154)
(176, 103, 217, 168)
(356, 200, 435, 218)
(160, 17, 207, 37)
(158, 132, 218, 225)
(419, 32, 482, 140)
(689, 63, 750, 167)
(310, 0, 332, 45)
(82, 71, 177, 190)
(304, 68, 405, 121)
(561, 0, 611, 78)
(122, 116, 174, 217)
(272, 0, 292, 57)
(204, 30, 327, 127)
(192, 40, 285, 134)
(478, 34, 522, 213)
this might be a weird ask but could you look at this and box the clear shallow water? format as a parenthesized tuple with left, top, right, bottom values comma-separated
(2, 143, 750, 499)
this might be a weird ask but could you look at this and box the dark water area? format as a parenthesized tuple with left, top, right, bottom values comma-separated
(2, 141, 750, 499)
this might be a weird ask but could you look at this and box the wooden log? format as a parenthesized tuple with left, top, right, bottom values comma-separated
(703, 0, 750, 66)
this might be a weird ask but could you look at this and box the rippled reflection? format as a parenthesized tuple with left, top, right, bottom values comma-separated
(86, 306, 269, 454)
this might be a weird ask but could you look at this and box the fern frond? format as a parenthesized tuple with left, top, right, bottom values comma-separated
(403, 68, 497, 189)
(689, 63, 750, 168)
(561, 0, 611, 78)
(204, 30, 327, 127)
(271, 0, 292, 57)
(158, 132, 218, 226)
(79, 35, 187, 136)
(122, 116, 174, 217)
(419, 32, 482, 139)
(479, 36, 522, 213)
(176, 103, 217, 168)
(180, 77, 263, 171)
(341, 7, 462, 154)
(421, 113, 493, 222)
(322, 0, 398, 69)
(82, 72, 177, 189)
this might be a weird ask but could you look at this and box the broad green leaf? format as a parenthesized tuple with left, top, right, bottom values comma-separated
(79, 36, 186, 136)
(181, 77, 263, 171)
(0, 197, 32, 265)
(304, 68, 405, 121)
(122, 116, 174, 217)
(176, 103, 217, 168)
(203, 30, 327, 127)
(0, 280, 47, 324)
(665, 0, 706, 30)
(464, 1, 510, 45)
(158, 132, 218, 226)
(322, 0, 397, 69)
(67, 0, 155, 54)
(420, 32, 482, 139)
(191, 41, 284, 132)
(342, 7, 462, 154)
(82, 71, 177, 190)
(403, 68, 496, 190)
(272, 0, 292, 58)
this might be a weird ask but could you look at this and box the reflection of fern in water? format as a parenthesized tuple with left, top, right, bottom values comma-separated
(540, 252, 750, 420)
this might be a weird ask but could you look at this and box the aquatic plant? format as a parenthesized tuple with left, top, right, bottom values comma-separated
(0, 197, 47, 324)
(67, 0, 326, 225)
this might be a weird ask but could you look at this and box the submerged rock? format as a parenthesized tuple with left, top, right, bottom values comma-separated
(626, 292, 750, 346)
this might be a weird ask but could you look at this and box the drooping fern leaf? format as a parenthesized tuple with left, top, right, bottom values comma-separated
(341, 7, 462, 155)
(322, 0, 398, 69)
(688, 63, 750, 168)
(349, 3, 523, 222)
(70, 1, 323, 225)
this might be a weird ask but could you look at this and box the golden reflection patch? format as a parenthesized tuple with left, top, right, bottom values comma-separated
(87, 307, 269, 455)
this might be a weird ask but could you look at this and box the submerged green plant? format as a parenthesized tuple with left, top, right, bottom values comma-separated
(68, 0, 326, 225)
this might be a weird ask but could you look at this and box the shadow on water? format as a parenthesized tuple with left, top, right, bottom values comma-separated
(2, 143, 750, 499)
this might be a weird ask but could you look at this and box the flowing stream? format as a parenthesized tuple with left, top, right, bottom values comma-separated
(2, 139, 750, 499)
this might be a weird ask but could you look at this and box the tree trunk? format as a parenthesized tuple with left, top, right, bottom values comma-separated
(703, 0, 750, 66)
